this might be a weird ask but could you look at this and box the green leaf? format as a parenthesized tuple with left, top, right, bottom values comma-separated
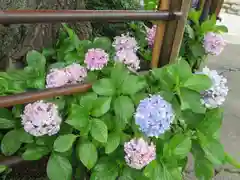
(78, 142, 98, 169)
(111, 63, 129, 88)
(191, 43, 205, 57)
(144, 160, 173, 180)
(53, 134, 77, 152)
(1, 130, 22, 156)
(182, 74, 212, 92)
(47, 153, 72, 180)
(91, 97, 112, 117)
(91, 157, 119, 180)
(91, 119, 108, 143)
(185, 24, 195, 39)
(0, 108, 15, 129)
(201, 20, 215, 33)
(22, 146, 49, 160)
(215, 25, 228, 33)
(26, 50, 46, 73)
(66, 104, 89, 130)
(163, 134, 192, 160)
(197, 108, 223, 136)
(180, 87, 206, 114)
(0, 165, 7, 174)
(176, 59, 192, 82)
(92, 37, 112, 51)
(64, 51, 80, 64)
(114, 96, 134, 123)
(105, 132, 120, 154)
(192, 142, 214, 180)
(79, 92, 98, 110)
(181, 110, 204, 128)
(93, 78, 115, 96)
(121, 75, 147, 95)
(119, 167, 148, 180)
(197, 132, 225, 166)
(17, 128, 34, 143)
(0, 118, 15, 129)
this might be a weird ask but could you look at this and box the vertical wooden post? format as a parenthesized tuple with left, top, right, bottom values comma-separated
(151, 0, 170, 68)
(158, 0, 191, 66)
(169, 0, 192, 63)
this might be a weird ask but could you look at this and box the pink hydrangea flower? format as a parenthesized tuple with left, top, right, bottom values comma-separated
(64, 63, 87, 83)
(113, 33, 139, 52)
(84, 48, 109, 71)
(124, 138, 156, 169)
(203, 32, 226, 56)
(21, 101, 62, 137)
(146, 25, 157, 48)
(46, 63, 87, 88)
(115, 50, 140, 72)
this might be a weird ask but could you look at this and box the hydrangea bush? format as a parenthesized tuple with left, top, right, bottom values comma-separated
(0, 21, 239, 180)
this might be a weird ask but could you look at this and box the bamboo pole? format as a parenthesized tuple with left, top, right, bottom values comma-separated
(151, 0, 170, 68)
(0, 84, 92, 107)
(169, 0, 192, 63)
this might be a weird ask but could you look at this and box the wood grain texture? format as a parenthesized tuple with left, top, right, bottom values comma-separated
(151, 0, 170, 68)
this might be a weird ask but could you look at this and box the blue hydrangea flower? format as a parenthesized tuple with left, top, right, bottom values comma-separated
(135, 95, 175, 137)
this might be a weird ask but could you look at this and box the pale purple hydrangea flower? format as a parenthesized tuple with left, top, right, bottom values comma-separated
(124, 138, 156, 169)
(203, 32, 226, 56)
(135, 95, 175, 137)
(192, 0, 199, 8)
(84, 48, 109, 71)
(21, 101, 62, 137)
(200, 67, 229, 109)
(146, 25, 156, 48)
(64, 63, 87, 83)
(115, 50, 140, 72)
(112, 33, 139, 52)
(46, 63, 87, 88)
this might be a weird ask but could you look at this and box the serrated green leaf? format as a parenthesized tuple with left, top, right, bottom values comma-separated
(53, 134, 77, 152)
(197, 108, 223, 136)
(91, 97, 112, 117)
(47, 153, 72, 180)
(114, 96, 134, 124)
(78, 142, 98, 169)
(66, 104, 89, 130)
(93, 78, 115, 96)
(183, 74, 212, 92)
(91, 157, 119, 180)
(79, 92, 98, 110)
(180, 87, 206, 114)
(163, 134, 192, 160)
(91, 119, 108, 143)
(197, 132, 225, 166)
(111, 63, 129, 88)
(1, 130, 22, 156)
(121, 75, 147, 95)
(144, 160, 173, 180)
(0, 118, 15, 129)
(105, 132, 120, 154)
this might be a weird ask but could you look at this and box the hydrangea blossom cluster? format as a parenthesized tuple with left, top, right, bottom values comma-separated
(135, 95, 175, 137)
(46, 63, 87, 88)
(124, 138, 156, 169)
(84, 48, 109, 71)
(113, 34, 140, 71)
(203, 32, 226, 56)
(200, 67, 229, 108)
(112, 33, 139, 52)
(192, 0, 199, 8)
(21, 101, 62, 137)
(146, 25, 156, 48)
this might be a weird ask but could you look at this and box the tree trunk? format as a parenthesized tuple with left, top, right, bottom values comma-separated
(0, 0, 92, 70)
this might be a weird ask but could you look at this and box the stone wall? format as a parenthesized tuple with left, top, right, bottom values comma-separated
(222, 0, 240, 15)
